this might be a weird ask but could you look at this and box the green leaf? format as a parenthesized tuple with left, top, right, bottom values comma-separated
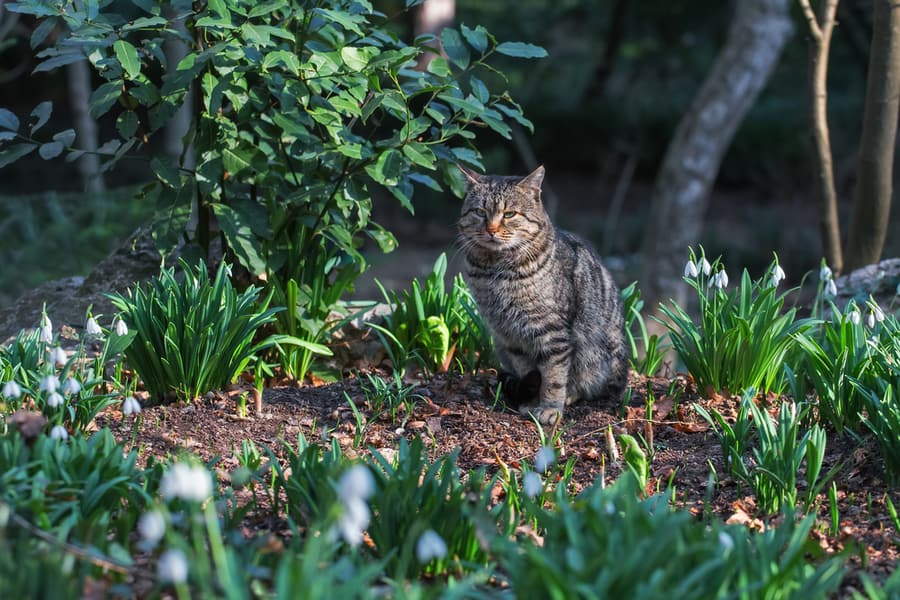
(469, 77, 489, 104)
(31, 17, 57, 48)
(150, 155, 182, 188)
(366, 149, 403, 186)
(402, 142, 436, 170)
(223, 146, 266, 178)
(211, 203, 267, 275)
(33, 52, 86, 73)
(460, 24, 489, 53)
(495, 42, 548, 59)
(0, 108, 20, 132)
(121, 16, 169, 32)
(340, 46, 377, 71)
(52, 128, 76, 147)
(114, 40, 141, 80)
(29, 101, 52, 134)
(441, 29, 469, 69)
(38, 141, 63, 159)
(89, 80, 122, 119)
(426, 57, 451, 77)
(116, 111, 139, 138)
(262, 50, 300, 75)
(0, 143, 37, 168)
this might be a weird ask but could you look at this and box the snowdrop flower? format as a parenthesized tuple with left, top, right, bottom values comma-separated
(866, 311, 875, 329)
(225, 264, 233, 278)
(824, 279, 837, 298)
(770, 263, 786, 287)
(873, 305, 885, 323)
(523, 471, 543, 498)
(534, 446, 556, 473)
(848, 309, 861, 326)
(123, 395, 142, 415)
(683, 259, 699, 278)
(338, 464, 375, 502)
(157, 549, 188, 584)
(718, 531, 734, 553)
(40, 374, 60, 393)
(48, 346, 67, 367)
(138, 510, 166, 547)
(416, 529, 448, 563)
(39, 323, 53, 343)
(819, 264, 833, 281)
(85, 316, 102, 336)
(61, 377, 81, 395)
(710, 269, 728, 289)
(49, 424, 68, 441)
(46, 391, 64, 408)
(160, 462, 213, 503)
(698, 256, 711, 276)
(335, 465, 375, 546)
(114, 317, 128, 337)
(2, 380, 21, 399)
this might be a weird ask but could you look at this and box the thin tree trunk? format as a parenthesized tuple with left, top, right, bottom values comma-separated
(798, 0, 842, 274)
(414, 0, 455, 69)
(844, 0, 900, 271)
(66, 59, 105, 194)
(640, 0, 793, 319)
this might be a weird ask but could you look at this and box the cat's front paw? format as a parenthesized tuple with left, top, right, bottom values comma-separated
(525, 404, 563, 426)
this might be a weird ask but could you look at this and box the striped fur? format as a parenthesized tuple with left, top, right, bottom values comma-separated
(458, 165, 628, 425)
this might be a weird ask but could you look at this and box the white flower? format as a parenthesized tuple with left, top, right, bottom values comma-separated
(718, 531, 734, 552)
(710, 269, 728, 289)
(41, 313, 52, 330)
(824, 279, 837, 298)
(819, 264, 833, 280)
(160, 462, 213, 503)
(683, 260, 699, 278)
(225, 264, 233, 278)
(49, 424, 68, 441)
(867, 311, 876, 329)
(337, 497, 371, 547)
(138, 510, 166, 546)
(2, 380, 22, 399)
(123, 395, 142, 415)
(40, 374, 60, 393)
(46, 391, 64, 408)
(873, 305, 885, 323)
(337, 465, 375, 503)
(534, 445, 556, 473)
(523, 471, 543, 498)
(770, 264, 786, 287)
(48, 346, 67, 367)
(61, 377, 81, 395)
(114, 317, 128, 337)
(157, 549, 188, 584)
(848, 309, 861, 325)
(416, 529, 448, 563)
(698, 257, 711, 276)
(85, 317, 102, 336)
(39, 324, 52, 343)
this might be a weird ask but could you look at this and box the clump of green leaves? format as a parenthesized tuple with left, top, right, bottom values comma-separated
(621, 281, 667, 376)
(661, 250, 812, 396)
(107, 260, 311, 403)
(370, 253, 493, 376)
(496, 472, 844, 599)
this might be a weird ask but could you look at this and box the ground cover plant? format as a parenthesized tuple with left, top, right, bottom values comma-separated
(0, 249, 899, 598)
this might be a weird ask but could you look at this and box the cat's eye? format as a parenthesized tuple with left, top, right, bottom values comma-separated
(472, 208, 487, 217)
(502, 211, 517, 219)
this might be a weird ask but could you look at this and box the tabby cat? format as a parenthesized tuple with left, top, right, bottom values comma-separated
(457, 165, 628, 425)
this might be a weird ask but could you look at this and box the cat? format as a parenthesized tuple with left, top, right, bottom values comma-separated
(457, 164, 628, 425)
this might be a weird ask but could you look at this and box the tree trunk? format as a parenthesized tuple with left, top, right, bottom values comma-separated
(639, 0, 793, 319)
(844, 0, 900, 271)
(798, 0, 842, 274)
(414, 0, 455, 69)
(66, 59, 105, 194)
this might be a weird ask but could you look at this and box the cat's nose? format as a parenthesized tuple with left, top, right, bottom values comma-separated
(486, 222, 500, 235)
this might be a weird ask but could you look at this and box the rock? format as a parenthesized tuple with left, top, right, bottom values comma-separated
(834, 258, 900, 312)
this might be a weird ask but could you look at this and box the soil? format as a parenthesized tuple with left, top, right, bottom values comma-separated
(89, 365, 898, 596)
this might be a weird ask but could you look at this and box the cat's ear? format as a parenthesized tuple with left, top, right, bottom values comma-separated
(518, 165, 545, 191)
(457, 164, 484, 187)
